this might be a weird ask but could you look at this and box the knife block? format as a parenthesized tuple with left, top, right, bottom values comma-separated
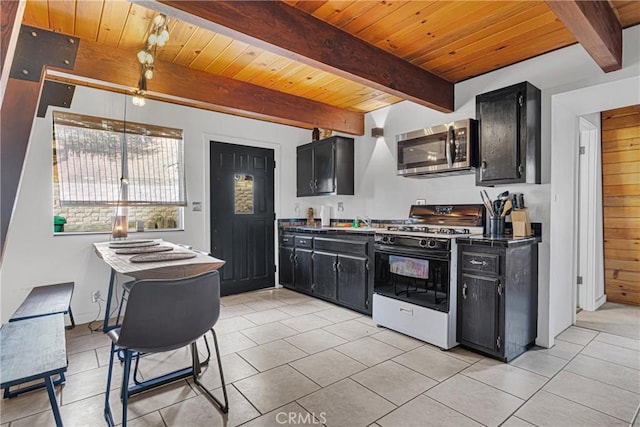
(511, 209, 532, 237)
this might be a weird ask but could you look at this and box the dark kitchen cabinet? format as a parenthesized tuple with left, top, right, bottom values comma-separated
(296, 136, 354, 197)
(456, 239, 538, 362)
(312, 251, 338, 300)
(293, 236, 313, 293)
(476, 81, 541, 186)
(294, 248, 313, 293)
(336, 254, 369, 312)
(278, 230, 373, 314)
(278, 246, 295, 287)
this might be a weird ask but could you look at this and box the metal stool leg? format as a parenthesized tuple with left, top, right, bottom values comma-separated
(66, 307, 76, 330)
(191, 329, 228, 413)
(44, 375, 64, 427)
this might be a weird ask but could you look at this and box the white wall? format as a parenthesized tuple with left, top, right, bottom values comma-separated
(0, 87, 308, 324)
(282, 25, 640, 347)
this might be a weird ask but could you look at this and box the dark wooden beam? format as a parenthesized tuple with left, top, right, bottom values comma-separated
(46, 38, 363, 135)
(545, 0, 622, 72)
(144, 0, 454, 112)
(0, 78, 41, 257)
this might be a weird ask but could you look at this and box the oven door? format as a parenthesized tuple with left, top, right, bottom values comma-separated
(374, 245, 451, 312)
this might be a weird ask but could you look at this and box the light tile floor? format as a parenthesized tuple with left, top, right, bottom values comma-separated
(1, 290, 639, 427)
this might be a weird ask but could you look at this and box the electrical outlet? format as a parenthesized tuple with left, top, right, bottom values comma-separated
(91, 291, 100, 303)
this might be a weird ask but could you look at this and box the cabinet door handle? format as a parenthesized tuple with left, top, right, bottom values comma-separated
(469, 259, 487, 266)
(481, 160, 487, 170)
(336, 262, 342, 272)
(293, 255, 298, 266)
(497, 336, 501, 349)
(462, 283, 468, 299)
(332, 261, 338, 271)
(309, 180, 314, 190)
(497, 282, 503, 296)
(289, 253, 294, 262)
(314, 179, 318, 190)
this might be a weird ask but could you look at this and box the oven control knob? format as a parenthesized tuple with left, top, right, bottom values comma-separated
(388, 236, 395, 245)
(418, 239, 428, 248)
(427, 239, 437, 248)
(381, 235, 389, 244)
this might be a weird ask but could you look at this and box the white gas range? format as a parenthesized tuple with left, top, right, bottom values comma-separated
(372, 205, 484, 350)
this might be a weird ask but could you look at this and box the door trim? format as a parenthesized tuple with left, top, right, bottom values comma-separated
(203, 131, 281, 285)
(575, 117, 606, 315)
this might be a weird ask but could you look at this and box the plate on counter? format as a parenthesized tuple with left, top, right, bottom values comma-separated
(109, 241, 160, 249)
(115, 245, 173, 255)
(129, 251, 196, 263)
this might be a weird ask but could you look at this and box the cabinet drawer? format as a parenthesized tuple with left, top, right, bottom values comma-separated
(314, 237, 367, 255)
(280, 234, 295, 247)
(461, 251, 500, 275)
(295, 236, 313, 249)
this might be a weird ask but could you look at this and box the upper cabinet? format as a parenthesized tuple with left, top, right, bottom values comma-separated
(296, 136, 354, 197)
(476, 82, 541, 186)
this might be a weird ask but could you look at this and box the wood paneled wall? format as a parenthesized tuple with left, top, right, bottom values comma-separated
(601, 105, 640, 305)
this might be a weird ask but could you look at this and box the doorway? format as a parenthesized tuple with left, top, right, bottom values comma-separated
(601, 105, 640, 305)
(210, 141, 275, 296)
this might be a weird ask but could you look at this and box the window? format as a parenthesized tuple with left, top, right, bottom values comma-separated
(52, 112, 186, 233)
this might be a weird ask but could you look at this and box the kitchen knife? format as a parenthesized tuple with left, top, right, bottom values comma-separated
(501, 200, 513, 217)
(518, 193, 525, 209)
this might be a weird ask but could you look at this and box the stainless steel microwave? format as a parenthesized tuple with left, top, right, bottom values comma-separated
(397, 119, 478, 177)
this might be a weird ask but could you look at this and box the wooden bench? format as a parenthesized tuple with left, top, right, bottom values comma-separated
(10, 282, 75, 329)
(0, 314, 67, 426)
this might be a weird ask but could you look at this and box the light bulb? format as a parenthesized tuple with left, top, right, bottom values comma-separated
(132, 94, 145, 107)
(160, 29, 169, 42)
(154, 14, 166, 26)
(137, 50, 147, 64)
(144, 67, 153, 80)
(145, 52, 154, 64)
(156, 36, 166, 47)
(148, 33, 157, 46)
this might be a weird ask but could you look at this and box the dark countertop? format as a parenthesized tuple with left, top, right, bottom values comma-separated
(456, 234, 540, 248)
(280, 226, 376, 236)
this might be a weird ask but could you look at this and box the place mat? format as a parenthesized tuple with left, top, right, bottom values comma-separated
(109, 239, 154, 246)
(115, 245, 173, 255)
(129, 251, 197, 263)
(109, 241, 160, 249)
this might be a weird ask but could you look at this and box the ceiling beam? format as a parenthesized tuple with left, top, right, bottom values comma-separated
(545, 0, 622, 72)
(47, 37, 364, 135)
(144, 0, 454, 112)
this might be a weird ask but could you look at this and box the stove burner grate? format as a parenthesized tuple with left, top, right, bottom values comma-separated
(385, 225, 471, 235)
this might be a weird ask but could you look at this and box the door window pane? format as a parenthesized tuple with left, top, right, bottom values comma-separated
(234, 174, 254, 214)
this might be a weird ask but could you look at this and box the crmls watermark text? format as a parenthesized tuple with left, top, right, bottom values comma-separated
(275, 411, 327, 424)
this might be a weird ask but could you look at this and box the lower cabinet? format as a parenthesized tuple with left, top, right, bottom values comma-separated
(336, 254, 369, 312)
(294, 248, 313, 293)
(458, 274, 501, 353)
(457, 240, 538, 362)
(278, 231, 373, 314)
(312, 251, 338, 300)
(278, 246, 294, 287)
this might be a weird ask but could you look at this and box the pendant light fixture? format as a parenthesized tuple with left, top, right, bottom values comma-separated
(132, 13, 170, 106)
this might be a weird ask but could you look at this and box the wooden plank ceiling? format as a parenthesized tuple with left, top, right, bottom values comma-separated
(20, 0, 640, 126)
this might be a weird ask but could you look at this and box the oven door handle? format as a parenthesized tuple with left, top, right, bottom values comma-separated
(462, 282, 468, 299)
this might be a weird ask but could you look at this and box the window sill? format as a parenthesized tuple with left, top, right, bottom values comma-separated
(53, 228, 185, 236)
